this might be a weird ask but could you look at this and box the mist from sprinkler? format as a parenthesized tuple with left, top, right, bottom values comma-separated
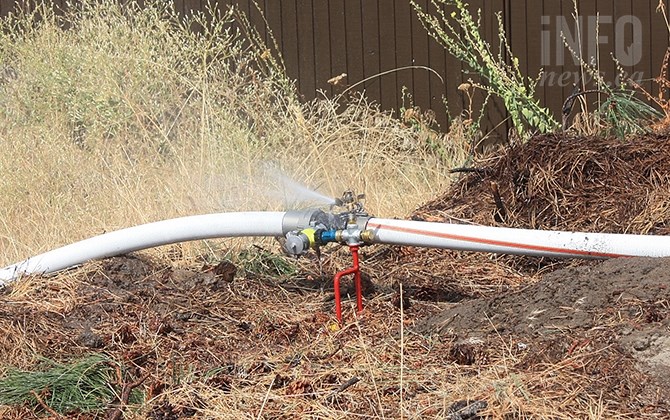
(262, 163, 336, 207)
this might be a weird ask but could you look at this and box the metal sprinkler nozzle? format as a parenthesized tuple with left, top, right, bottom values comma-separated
(332, 190, 366, 214)
(282, 190, 372, 257)
(281, 191, 375, 322)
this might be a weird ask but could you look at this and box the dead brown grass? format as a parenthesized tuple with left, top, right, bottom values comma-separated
(4, 131, 670, 418)
(4, 2, 670, 419)
(0, 1, 469, 268)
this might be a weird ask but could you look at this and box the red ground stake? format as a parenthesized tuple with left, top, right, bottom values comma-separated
(333, 245, 363, 323)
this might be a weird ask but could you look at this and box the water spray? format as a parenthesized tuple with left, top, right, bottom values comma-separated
(3, 190, 670, 323)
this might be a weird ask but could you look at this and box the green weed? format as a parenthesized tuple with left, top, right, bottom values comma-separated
(236, 246, 298, 278)
(560, 1, 661, 138)
(412, 0, 560, 138)
(0, 354, 130, 415)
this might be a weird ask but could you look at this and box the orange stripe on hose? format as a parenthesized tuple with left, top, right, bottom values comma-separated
(366, 222, 626, 259)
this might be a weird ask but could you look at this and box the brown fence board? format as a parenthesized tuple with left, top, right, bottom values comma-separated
(580, 0, 600, 116)
(313, 3, 331, 96)
(411, 0, 430, 112)
(0, 1, 11, 16)
(482, 0, 508, 135)
(596, 0, 616, 94)
(581, 0, 598, 67)
(262, 0, 283, 60)
(344, 0, 364, 92)
(393, 0, 413, 112)
(542, 0, 566, 120)
(638, 1, 654, 93)
(361, 0, 380, 103)
(183, 0, 191, 15)
(441, 1, 464, 121)
(328, 0, 347, 95)
(247, 1, 267, 46)
(526, 1, 544, 109)
(426, 0, 446, 125)
(509, 0, 529, 89)
(612, 0, 634, 107)
(53, 0, 65, 13)
(650, 1, 670, 98)
(296, 0, 315, 98)
(232, 0, 250, 26)
(378, 1, 397, 112)
(508, 0, 530, 135)
(636, 1, 654, 91)
(3, 1, 28, 15)
(280, 0, 300, 95)
(614, 0, 633, 75)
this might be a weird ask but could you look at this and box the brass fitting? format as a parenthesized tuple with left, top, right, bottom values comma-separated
(360, 229, 375, 244)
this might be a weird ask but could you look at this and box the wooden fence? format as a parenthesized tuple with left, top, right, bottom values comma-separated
(2, 1, 669, 136)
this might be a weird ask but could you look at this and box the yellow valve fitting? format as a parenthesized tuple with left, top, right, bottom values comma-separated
(301, 228, 317, 248)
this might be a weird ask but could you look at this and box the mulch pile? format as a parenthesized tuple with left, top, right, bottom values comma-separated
(418, 133, 670, 234)
(388, 132, 670, 416)
(377, 133, 670, 301)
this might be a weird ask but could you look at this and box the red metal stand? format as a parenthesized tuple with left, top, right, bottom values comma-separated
(333, 245, 364, 323)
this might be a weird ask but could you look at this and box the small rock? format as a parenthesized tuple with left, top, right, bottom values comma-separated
(211, 260, 237, 282)
(634, 339, 650, 352)
(77, 327, 104, 349)
(448, 400, 488, 420)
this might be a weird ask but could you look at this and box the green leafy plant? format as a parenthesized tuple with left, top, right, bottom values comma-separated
(412, 0, 560, 137)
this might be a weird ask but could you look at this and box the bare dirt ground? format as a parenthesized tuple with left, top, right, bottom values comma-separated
(418, 256, 670, 407)
(1, 133, 670, 418)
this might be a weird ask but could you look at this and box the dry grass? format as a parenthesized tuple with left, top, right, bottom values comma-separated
(0, 3, 470, 416)
(0, 0, 469, 267)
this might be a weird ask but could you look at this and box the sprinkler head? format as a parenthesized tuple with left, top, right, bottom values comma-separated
(331, 190, 366, 214)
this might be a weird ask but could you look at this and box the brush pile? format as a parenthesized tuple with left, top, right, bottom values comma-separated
(415, 133, 670, 234)
(383, 132, 670, 416)
(379, 133, 670, 301)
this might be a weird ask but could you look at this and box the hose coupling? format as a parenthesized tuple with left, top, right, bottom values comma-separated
(337, 227, 363, 246)
(329, 228, 374, 246)
(281, 193, 374, 257)
(283, 228, 317, 256)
